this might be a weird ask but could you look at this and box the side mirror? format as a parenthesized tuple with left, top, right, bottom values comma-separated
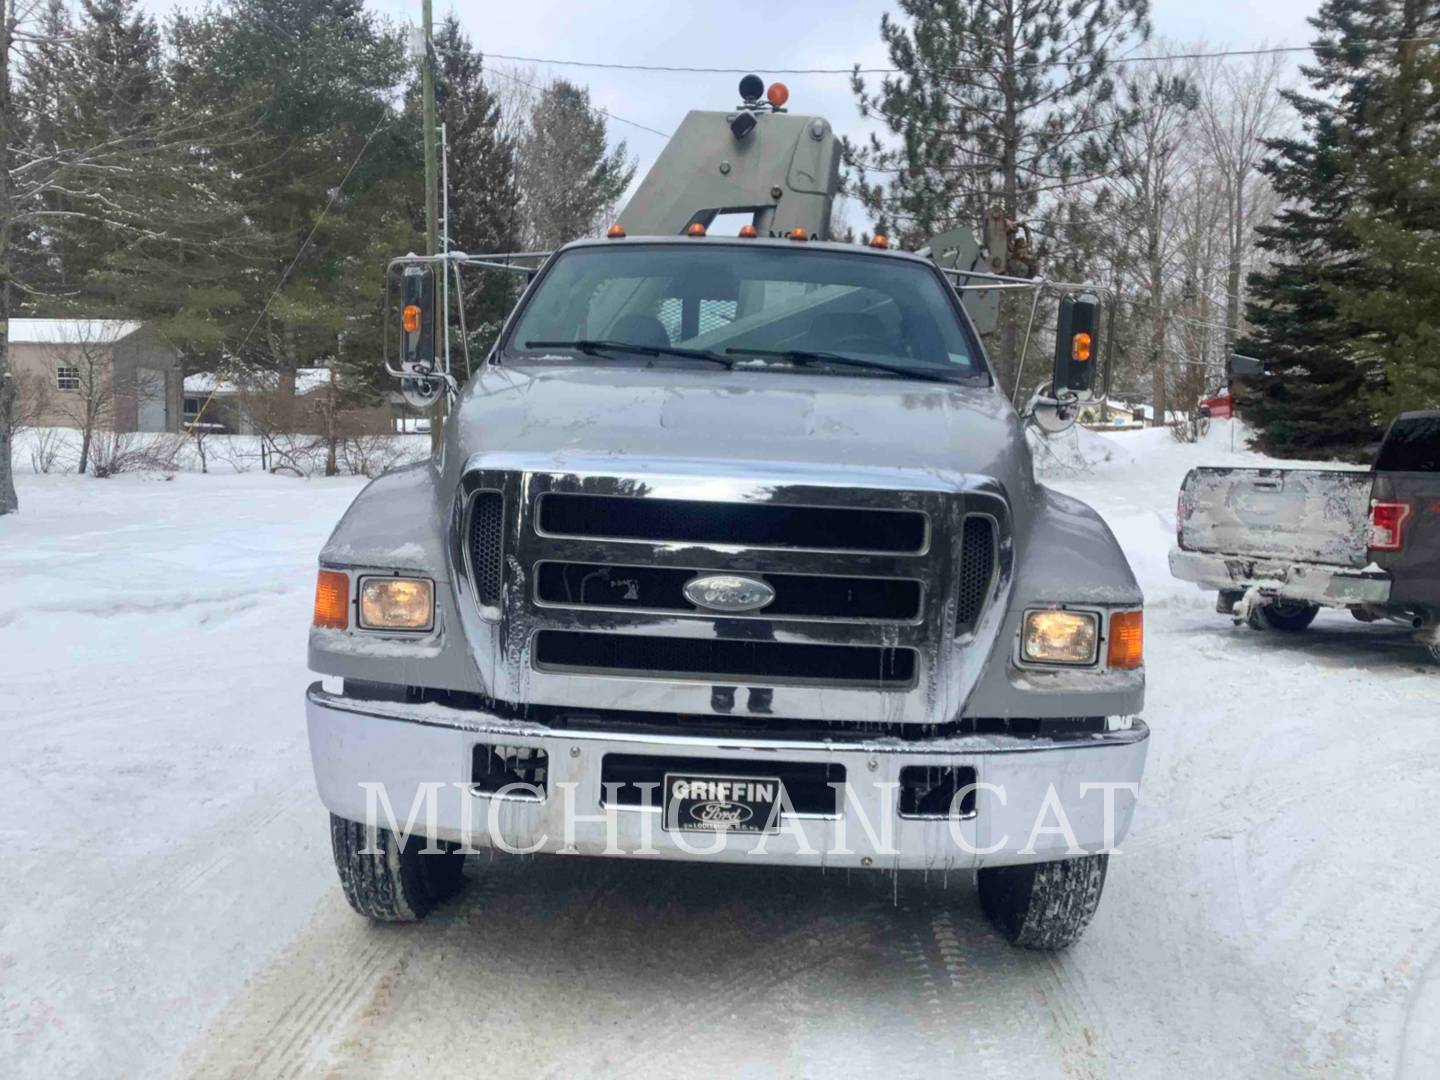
(1053, 294, 1099, 397)
(1228, 353, 1265, 379)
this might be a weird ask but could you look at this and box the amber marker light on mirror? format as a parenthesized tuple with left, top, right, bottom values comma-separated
(1072, 331, 1093, 362)
(1107, 611, 1144, 669)
(401, 304, 421, 333)
(313, 570, 349, 630)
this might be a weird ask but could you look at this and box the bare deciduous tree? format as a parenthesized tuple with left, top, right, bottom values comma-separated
(1195, 50, 1289, 356)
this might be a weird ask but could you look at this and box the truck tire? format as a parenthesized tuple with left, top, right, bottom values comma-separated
(977, 854, 1108, 950)
(329, 813, 467, 922)
(1246, 598, 1320, 631)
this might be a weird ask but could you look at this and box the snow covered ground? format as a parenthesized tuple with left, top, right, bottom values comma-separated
(1, 422, 1437, 1078)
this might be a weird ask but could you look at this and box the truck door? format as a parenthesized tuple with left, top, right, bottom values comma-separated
(1369, 412, 1440, 611)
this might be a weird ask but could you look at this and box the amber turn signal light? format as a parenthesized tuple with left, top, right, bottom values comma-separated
(313, 569, 349, 630)
(766, 82, 790, 108)
(1107, 610, 1143, 669)
(401, 304, 421, 333)
(1072, 331, 1093, 362)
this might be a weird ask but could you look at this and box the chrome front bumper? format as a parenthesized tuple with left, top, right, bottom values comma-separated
(306, 684, 1148, 871)
(1168, 548, 1392, 606)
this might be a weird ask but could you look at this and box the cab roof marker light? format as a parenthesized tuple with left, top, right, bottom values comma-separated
(606, 224, 626, 239)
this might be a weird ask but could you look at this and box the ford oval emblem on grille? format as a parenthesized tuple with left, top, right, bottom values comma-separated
(683, 574, 775, 613)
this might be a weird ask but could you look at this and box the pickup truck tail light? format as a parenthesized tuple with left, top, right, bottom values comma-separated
(1368, 500, 1412, 552)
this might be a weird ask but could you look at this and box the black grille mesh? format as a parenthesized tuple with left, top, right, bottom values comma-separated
(955, 516, 995, 632)
(538, 493, 926, 553)
(533, 630, 917, 688)
(468, 491, 505, 607)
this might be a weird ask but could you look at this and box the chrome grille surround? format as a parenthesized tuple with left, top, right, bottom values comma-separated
(450, 460, 1011, 727)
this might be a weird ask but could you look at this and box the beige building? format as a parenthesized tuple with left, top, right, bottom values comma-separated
(10, 319, 183, 433)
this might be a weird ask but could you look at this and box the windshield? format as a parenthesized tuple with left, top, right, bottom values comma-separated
(505, 244, 985, 381)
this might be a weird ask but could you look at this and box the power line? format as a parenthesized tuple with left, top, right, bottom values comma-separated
(485, 64, 672, 139)
(485, 37, 1440, 77)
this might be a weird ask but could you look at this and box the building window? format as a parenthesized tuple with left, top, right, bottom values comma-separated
(56, 366, 81, 391)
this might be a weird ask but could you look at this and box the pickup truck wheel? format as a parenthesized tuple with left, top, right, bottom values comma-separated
(329, 813, 467, 922)
(977, 854, 1108, 950)
(1246, 599, 1320, 631)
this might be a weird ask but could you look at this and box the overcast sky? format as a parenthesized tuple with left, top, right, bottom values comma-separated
(141, 0, 1324, 230)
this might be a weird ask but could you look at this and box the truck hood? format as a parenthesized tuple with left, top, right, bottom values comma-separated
(450, 363, 1035, 494)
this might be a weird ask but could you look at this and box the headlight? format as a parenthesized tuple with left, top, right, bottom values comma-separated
(1022, 609, 1099, 665)
(358, 576, 434, 631)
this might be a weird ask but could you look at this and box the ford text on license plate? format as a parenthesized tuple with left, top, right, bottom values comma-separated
(662, 773, 783, 834)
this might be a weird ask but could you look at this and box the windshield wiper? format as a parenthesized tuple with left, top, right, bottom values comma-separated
(525, 339, 732, 368)
(723, 347, 957, 385)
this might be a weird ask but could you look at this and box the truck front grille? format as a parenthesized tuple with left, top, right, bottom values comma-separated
(533, 630, 918, 688)
(537, 492, 927, 553)
(454, 467, 1008, 723)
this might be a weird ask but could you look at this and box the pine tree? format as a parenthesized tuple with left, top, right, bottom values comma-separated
(1332, 18, 1440, 413)
(848, 0, 1151, 388)
(150, 0, 416, 410)
(18, 0, 166, 295)
(1238, 0, 1429, 458)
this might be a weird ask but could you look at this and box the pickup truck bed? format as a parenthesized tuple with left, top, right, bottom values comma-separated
(1169, 411, 1440, 656)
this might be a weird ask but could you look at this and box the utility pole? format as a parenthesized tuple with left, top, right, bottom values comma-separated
(420, 0, 445, 454)
(0, 0, 18, 514)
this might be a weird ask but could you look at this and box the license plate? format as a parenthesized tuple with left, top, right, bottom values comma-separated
(662, 772, 783, 835)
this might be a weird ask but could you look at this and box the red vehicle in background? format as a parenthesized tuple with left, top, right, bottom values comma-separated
(1198, 383, 1233, 420)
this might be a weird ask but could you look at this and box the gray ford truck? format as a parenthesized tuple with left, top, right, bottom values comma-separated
(1170, 410, 1440, 657)
(306, 82, 1148, 949)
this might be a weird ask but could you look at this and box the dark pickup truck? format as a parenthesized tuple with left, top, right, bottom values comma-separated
(1169, 410, 1440, 660)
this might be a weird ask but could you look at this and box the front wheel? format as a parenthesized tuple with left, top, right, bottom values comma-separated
(977, 854, 1108, 950)
(1246, 599, 1320, 631)
(329, 814, 467, 922)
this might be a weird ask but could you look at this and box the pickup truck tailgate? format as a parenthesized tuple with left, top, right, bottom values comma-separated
(1177, 467, 1373, 568)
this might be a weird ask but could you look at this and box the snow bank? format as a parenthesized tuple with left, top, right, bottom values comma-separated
(1028, 423, 1136, 478)
(11, 426, 428, 478)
